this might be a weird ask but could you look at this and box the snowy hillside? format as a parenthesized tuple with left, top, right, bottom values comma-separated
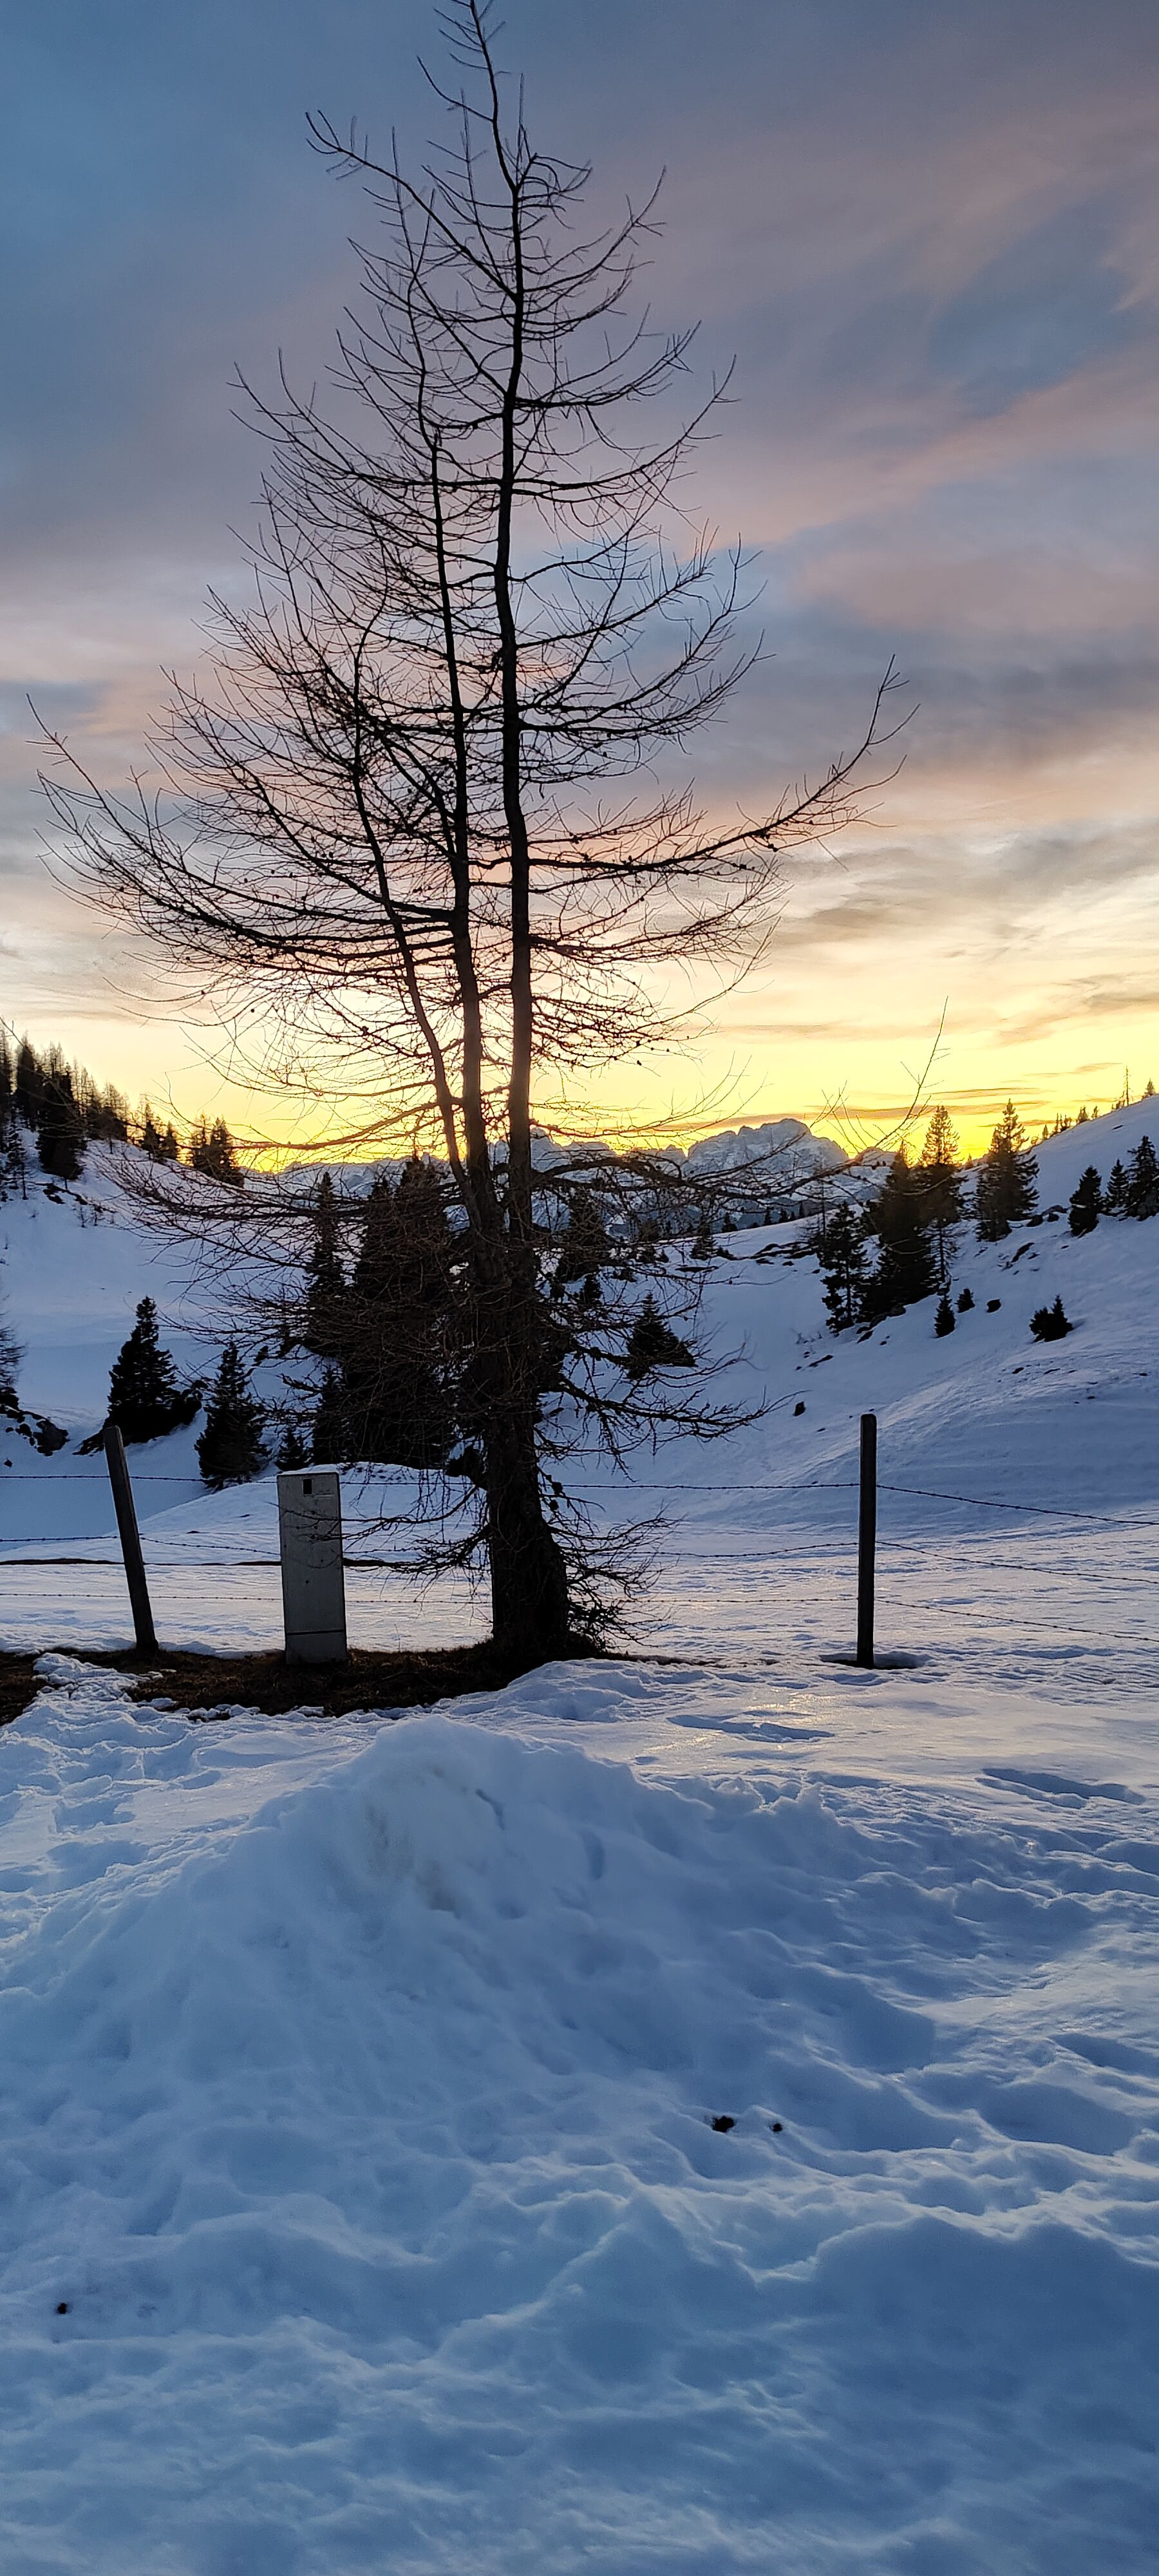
(1, 1100, 1154, 1583)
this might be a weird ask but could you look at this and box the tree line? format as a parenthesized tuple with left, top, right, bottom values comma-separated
(818, 1100, 1159, 1339)
(0, 1033, 244, 1192)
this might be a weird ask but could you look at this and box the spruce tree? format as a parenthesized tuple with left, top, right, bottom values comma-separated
(862, 1151, 938, 1319)
(554, 1184, 612, 1285)
(37, 1066, 86, 1182)
(691, 1209, 714, 1261)
(196, 1343, 268, 1487)
(14, 1041, 44, 1132)
(916, 1105, 965, 1281)
(189, 1115, 242, 1184)
(819, 1204, 868, 1333)
(1126, 1135, 1159, 1218)
(1030, 1295, 1073, 1343)
(1068, 1166, 1102, 1236)
(1104, 1158, 1129, 1215)
(975, 1101, 1038, 1240)
(303, 1173, 348, 1359)
(957, 1285, 974, 1312)
(624, 1294, 693, 1379)
(934, 1291, 956, 1336)
(140, 1106, 164, 1160)
(343, 1159, 457, 1466)
(276, 1423, 310, 1470)
(0, 1302, 20, 1403)
(107, 1298, 202, 1442)
(311, 1364, 349, 1463)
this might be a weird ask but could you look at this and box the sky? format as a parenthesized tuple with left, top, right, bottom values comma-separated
(3, 0, 1159, 1154)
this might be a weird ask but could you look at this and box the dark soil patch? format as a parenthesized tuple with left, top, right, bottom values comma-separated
(0, 1656, 48, 1728)
(0, 1637, 596, 1725)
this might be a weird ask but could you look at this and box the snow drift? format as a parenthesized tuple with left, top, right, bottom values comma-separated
(2, 1658, 1157, 2571)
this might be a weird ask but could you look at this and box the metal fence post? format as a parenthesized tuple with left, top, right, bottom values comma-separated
(855, 1411, 877, 1669)
(103, 1423, 158, 1656)
(278, 1468, 348, 1664)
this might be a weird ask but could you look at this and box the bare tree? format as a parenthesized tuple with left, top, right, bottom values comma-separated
(42, 0, 900, 1661)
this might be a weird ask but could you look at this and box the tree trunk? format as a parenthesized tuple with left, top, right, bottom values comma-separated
(473, 1242, 571, 1661)
(486, 1403, 570, 1662)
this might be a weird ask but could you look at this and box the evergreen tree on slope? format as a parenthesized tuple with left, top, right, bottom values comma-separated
(819, 1204, 868, 1333)
(344, 1160, 457, 1466)
(1068, 1167, 1102, 1236)
(196, 1343, 268, 1487)
(975, 1101, 1038, 1240)
(107, 1297, 202, 1443)
(916, 1104, 965, 1282)
(1126, 1136, 1159, 1219)
(37, 1065, 86, 1182)
(303, 1173, 348, 1359)
(862, 1151, 938, 1319)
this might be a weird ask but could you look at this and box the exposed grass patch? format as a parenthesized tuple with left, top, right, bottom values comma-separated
(0, 1637, 596, 1725)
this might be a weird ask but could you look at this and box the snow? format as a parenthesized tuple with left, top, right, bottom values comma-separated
(0, 1103, 1157, 2568)
(2, 1656, 1158, 2570)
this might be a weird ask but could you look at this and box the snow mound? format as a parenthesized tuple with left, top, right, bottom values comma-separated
(2, 1669, 1157, 2570)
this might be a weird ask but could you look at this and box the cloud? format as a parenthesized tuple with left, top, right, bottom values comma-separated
(1, 0, 1158, 1129)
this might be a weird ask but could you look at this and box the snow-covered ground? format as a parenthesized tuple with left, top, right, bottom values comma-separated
(3, 1652, 1158, 2572)
(1, 1104, 1157, 2569)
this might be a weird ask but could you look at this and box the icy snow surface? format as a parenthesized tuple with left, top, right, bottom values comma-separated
(0, 1105, 1157, 2568)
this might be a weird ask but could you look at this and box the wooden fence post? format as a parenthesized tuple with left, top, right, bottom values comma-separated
(855, 1412, 876, 1669)
(103, 1423, 158, 1656)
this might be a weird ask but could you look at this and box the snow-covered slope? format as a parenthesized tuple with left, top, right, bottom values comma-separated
(672, 1094, 1159, 1533)
(0, 1104, 1155, 1566)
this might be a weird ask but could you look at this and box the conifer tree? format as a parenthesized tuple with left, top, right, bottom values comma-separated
(189, 1115, 242, 1184)
(196, 1342, 268, 1486)
(106, 1297, 202, 1443)
(862, 1151, 938, 1318)
(14, 1041, 44, 1132)
(916, 1104, 965, 1282)
(1030, 1295, 1073, 1342)
(1104, 1158, 1129, 1215)
(691, 1209, 714, 1261)
(956, 1285, 974, 1311)
(36, 1065, 86, 1182)
(341, 1160, 457, 1466)
(311, 1365, 349, 1463)
(0, 1301, 20, 1404)
(140, 1106, 164, 1160)
(276, 1423, 309, 1470)
(303, 1173, 348, 1359)
(975, 1101, 1038, 1240)
(554, 1185, 612, 1285)
(819, 1204, 868, 1333)
(934, 1291, 956, 1336)
(1126, 1135, 1159, 1218)
(1068, 1166, 1102, 1236)
(624, 1294, 694, 1379)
